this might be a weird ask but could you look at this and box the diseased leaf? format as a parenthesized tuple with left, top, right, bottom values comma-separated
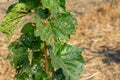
(0, 12, 25, 40)
(9, 3, 32, 13)
(0, 3, 32, 40)
(49, 43, 85, 80)
(34, 13, 77, 44)
(41, 0, 65, 13)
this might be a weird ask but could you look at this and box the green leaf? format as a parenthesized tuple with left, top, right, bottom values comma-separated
(41, 0, 65, 13)
(0, 3, 31, 40)
(21, 23, 35, 33)
(49, 43, 85, 80)
(53, 68, 65, 80)
(8, 40, 29, 68)
(18, 0, 41, 8)
(15, 67, 30, 80)
(37, 8, 50, 19)
(33, 15, 53, 43)
(34, 13, 77, 43)
(32, 65, 51, 80)
(59, 0, 66, 9)
(51, 13, 77, 42)
(7, 29, 47, 79)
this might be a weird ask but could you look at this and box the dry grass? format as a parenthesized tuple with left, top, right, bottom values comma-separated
(0, 0, 120, 80)
(69, 1, 120, 80)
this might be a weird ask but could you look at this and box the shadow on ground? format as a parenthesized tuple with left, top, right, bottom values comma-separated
(91, 46, 120, 64)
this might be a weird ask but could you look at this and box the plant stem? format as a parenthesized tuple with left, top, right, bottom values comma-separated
(44, 41, 49, 74)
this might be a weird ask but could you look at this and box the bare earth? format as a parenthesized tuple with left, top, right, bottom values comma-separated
(0, 0, 120, 80)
